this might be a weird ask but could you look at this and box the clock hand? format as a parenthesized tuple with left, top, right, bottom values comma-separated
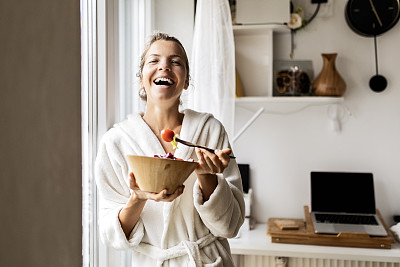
(369, 0, 383, 27)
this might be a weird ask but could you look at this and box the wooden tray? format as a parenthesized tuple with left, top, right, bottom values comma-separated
(267, 206, 396, 249)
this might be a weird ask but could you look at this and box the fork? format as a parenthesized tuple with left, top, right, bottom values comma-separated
(175, 137, 236, 159)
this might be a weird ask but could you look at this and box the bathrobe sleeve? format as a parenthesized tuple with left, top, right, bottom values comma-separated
(94, 129, 145, 250)
(191, 115, 245, 238)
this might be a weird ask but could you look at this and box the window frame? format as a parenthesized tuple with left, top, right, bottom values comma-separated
(82, 0, 153, 266)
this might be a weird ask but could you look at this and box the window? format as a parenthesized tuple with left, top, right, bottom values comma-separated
(82, 0, 153, 266)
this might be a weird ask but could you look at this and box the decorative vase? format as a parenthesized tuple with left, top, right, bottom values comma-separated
(312, 53, 346, 96)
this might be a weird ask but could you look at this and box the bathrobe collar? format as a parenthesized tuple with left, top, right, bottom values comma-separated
(121, 109, 213, 161)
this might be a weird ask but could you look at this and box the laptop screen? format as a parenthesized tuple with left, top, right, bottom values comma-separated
(311, 171, 376, 214)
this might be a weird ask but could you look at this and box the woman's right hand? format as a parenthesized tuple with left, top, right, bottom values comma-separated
(129, 172, 185, 202)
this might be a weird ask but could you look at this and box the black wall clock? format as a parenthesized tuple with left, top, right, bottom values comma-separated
(345, 0, 400, 92)
(345, 0, 400, 37)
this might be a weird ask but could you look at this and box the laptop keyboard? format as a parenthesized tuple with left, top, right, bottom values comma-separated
(315, 213, 378, 225)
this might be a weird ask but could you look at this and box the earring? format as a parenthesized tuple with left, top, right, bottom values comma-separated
(139, 87, 147, 100)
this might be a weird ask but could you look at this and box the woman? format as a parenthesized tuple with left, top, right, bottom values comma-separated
(95, 32, 245, 266)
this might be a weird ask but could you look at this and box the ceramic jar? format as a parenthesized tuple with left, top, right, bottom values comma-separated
(312, 53, 346, 97)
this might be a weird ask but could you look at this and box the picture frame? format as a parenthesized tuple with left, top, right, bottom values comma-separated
(273, 60, 314, 96)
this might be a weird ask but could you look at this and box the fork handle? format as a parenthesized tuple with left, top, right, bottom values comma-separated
(176, 138, 236, 159)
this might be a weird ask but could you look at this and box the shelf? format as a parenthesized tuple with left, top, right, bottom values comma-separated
(232, 22, 345, 118)
(235, 96, 344, 103)
(229, 224, 400, 263)
(235, 96, 345, 114)
(233, 24, 289, 34)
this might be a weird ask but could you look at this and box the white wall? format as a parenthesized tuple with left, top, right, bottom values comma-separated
(234, 0, 400, 225)
(153, 0, 194, 57)
(155, 0, 400, 226)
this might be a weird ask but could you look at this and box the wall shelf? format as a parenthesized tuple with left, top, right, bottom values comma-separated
(235, 96, 345, 114)
(236, 96, 344, 103)
(233, 24, 289, 34)
(232, 12, 346, 131)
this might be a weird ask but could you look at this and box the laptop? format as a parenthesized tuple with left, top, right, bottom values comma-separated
(310, 171, 388, 237)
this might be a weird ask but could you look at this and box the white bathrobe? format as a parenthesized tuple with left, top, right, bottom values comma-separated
(95, 109, 245, 267)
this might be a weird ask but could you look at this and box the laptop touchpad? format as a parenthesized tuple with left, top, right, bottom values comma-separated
(334, 224, 366, 234)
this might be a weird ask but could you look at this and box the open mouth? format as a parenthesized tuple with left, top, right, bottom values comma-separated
(154, 77, 174, 86)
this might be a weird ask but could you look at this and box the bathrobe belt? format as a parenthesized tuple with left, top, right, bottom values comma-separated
(134, 233, 218, 266)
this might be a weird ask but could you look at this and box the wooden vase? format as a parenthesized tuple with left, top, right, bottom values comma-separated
(312, 53, 346, 97)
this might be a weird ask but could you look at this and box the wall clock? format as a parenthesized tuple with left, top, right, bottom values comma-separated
(345, 0, 400, 92)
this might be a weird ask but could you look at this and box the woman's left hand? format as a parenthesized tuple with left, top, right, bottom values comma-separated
(195, 147, 232, 175)
(194, 147, 231, 201)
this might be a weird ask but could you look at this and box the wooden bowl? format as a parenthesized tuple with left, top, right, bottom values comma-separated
(125, 155, 198, 194)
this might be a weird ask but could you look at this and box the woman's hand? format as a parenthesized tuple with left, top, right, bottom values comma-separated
(194, 148, 231, 201)
(129, 172, 185, 202)
(119, 172, 184, 237)
(194, 147, 231, 175)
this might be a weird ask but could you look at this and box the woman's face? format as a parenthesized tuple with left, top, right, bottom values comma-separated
(140, 40, 189, 106)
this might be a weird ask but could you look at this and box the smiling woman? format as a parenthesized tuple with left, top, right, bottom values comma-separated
(94, 32, 244, 266)
(83, 0, 244, 266)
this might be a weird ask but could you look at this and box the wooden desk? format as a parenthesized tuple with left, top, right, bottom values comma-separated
(229, 224, 400, 263)
(266, 206, 395, 249)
